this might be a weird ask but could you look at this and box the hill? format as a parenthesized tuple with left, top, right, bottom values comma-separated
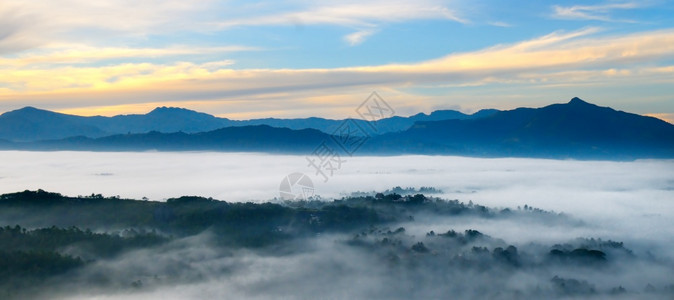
(0, 106, 494, 142)
(365, 98, 674, 158)
(1, 98, 672, 159)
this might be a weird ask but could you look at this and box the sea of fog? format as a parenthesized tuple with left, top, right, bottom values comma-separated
(1, 151, 673, 246)
(2, 151, 674, 299)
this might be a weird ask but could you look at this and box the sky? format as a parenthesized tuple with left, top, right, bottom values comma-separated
(0, 0, 673, 121)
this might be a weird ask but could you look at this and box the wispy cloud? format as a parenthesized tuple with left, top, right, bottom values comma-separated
(552, 2, 641, 22)
(215, 1, 468, 28)
(2, 28, 674, 117)
(0, 45, 255, 67)
(344, 30, 377, 46)
(0, 0, 217, 54)
(214, 0, 467, 45)
(353, 27, 674, 73)
(0, 0, 469, 51)
(488, 21, 512, 28)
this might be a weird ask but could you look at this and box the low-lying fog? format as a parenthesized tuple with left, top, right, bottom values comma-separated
(1, 151, 673, 299)
(2, 150, 673, 240)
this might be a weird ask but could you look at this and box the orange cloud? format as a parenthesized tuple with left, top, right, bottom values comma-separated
(1, 28, 674, 118)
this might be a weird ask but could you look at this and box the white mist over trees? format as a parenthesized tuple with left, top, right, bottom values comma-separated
(0, 151, 673, 299)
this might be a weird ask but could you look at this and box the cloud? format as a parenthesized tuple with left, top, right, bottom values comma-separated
(213, 0, 467, 47)
(0, 5, 44, 54)
(0, 45, 254, 67)
(1, 28, 674, 117)
(487, 21, 512, 27)
(344, 30, 377, 46)
(215, 0, 468, 28)
(552, 2, 641, 22)
(0, 0, 468, 55)
(0, 0, 218, 54)
(3, 153, 674, 299)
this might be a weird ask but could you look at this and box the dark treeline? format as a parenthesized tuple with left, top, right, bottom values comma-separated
(0, 190, 672, 299)
(0, 189, 544, 244)
(0, 225, 167, 299)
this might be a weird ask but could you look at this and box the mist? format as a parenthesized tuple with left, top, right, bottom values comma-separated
(1, 151, 672, 242)
(1, 151, 673, 299)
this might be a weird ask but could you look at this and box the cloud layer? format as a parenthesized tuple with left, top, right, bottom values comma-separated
(0, 1, 672, 119)
(1, 151, 673, 299)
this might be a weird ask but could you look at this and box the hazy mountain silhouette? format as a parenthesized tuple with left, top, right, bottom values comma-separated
(26, 125, 331, 153)
(240, 109, 498, 136)
(88, 107, 230, 134)
(365, 97, 674, 158)
(0, 107, 108, 142)
(0, 106, 495, 142)
(0, 98, 672, 159)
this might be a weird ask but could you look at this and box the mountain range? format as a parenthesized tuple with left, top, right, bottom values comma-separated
(0, 105, 497, 142)
(0, 98, 672, 159)
(366, 98, 674, 158)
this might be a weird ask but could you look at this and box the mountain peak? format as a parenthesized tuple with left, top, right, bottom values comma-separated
(2, 106, 56, 117)
(150, 106, 192, 113)
(568, 97, 589, 105)
(15, 106, 51, 113)
(148, 106, 204, 116)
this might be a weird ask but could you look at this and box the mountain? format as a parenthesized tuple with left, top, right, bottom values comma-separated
(365, 97, 674, 158)
(88, 107, 232, 134)
(0, 107, 108, 142)
(240, 109, 498, 136)
(22, 125, 332, 153)
(0, 106, 494, 142)
(1, 98, 672, 159)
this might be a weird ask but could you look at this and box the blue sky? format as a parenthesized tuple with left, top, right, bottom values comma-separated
(0, 0, 673, 122)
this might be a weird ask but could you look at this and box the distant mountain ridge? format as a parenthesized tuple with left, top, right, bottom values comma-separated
(0, 98, 672, 159)
(0, 107, 108, 141)
(0, 106, 496, 142)
(26, 125, 330, 153)
(365, 97, 674, 158)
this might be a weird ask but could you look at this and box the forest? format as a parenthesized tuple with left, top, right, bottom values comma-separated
(0, 189, 673, 299)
